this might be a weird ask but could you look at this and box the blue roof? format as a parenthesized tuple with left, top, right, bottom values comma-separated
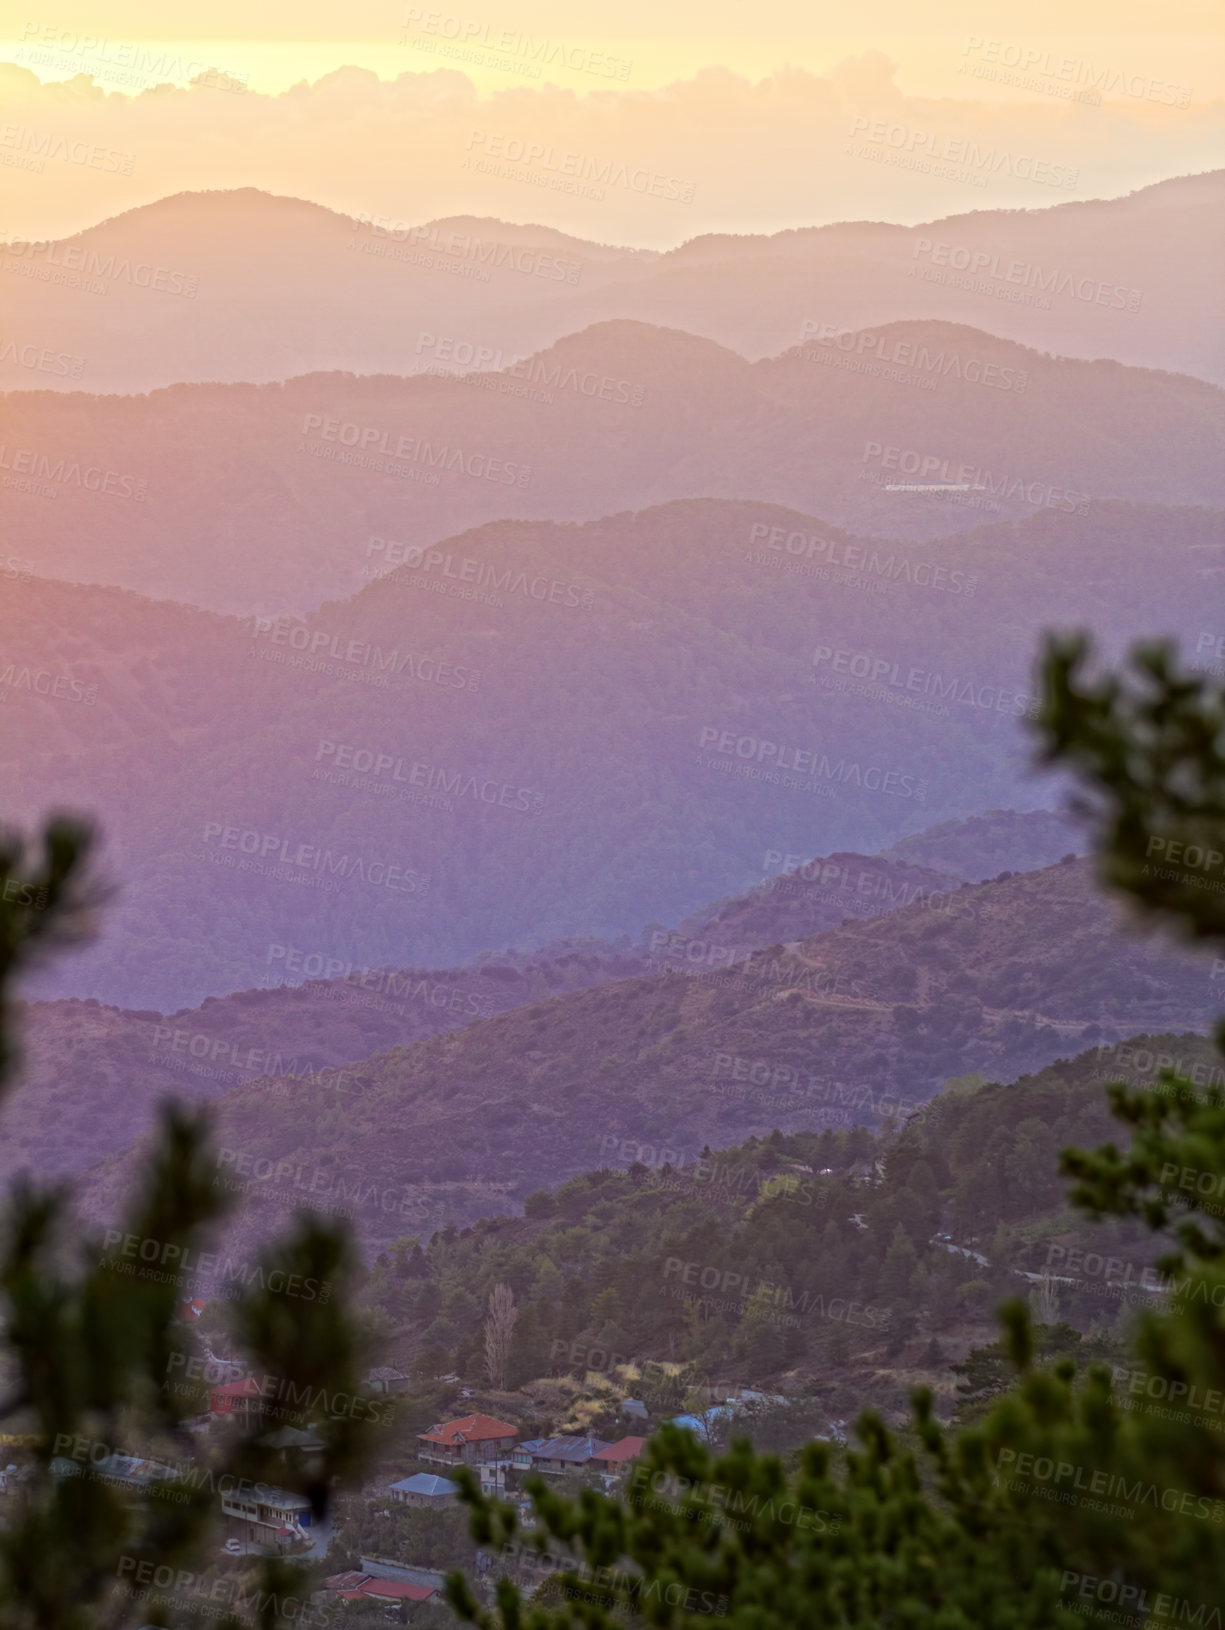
(527, 1436, 611, 1462)
(668, 1409, 734, 1440)
(390, 1473, 459, 1498)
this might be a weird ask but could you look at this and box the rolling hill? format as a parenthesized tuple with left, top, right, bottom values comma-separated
(2, 497, 1219, 1011)
(2, 172, 1221, 393)
(3, 319, 1222, 615)
(0, 837, 1010, 1192)
(71, 858, 1220, 1263)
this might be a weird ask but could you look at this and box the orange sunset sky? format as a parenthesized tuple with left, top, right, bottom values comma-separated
(1, 0, 1222, 241)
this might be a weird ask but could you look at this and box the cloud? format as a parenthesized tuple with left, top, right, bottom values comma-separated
(1, 57, 1219, 243)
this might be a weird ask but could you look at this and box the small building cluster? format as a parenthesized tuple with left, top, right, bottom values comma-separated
(416, 1414, 646, 1480)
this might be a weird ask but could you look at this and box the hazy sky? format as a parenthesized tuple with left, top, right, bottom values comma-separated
(1, 0, 1220, 241)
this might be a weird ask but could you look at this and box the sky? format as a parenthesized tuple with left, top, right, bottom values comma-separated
(1, 0, 1221, 242)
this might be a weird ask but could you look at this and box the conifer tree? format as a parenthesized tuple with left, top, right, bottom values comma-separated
(443, 636, 1225, 1629)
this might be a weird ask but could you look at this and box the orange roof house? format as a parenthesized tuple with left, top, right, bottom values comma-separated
(209, 1377, 263, 1418)
(591, 1437, 647, 1470)
(416, 1413, 518, 1466)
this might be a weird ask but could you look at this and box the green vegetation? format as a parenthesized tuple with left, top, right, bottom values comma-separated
(440, 636, 1225, 1627)
(0, 822, 372, 1627)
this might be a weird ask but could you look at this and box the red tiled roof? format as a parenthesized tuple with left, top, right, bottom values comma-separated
(211, 1378, 262, 1398)
(327, 1574, 436, 1602)
(418, 1413, 517, 1446)
(593, 1437, 647, 1463)
(358, 1581, 437, 1602)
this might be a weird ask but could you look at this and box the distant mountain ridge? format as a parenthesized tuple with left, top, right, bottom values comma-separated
(70, 857, 1219, 1260)
(6, 813, 1078, 1194)
(1, 497, 1217, 1011)
(2, 318, 1222, 615)
(2, 171, 1221, 391)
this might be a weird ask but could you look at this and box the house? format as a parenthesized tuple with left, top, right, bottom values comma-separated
(668, 1407, 734, 1442)
(209, 1376, 264, 1421)
(50, 1453, 179, 1499)
(367, 1365, 412, 1396)
(512, 1438, 544, 1470)
(360, 1558, 446, 1591)
(517, 1436, 611, 1475)
(590, 1437, 646, 1471)
(417, 1414, 517, 1467)
(323, 1571, 437, 1609)
(389, 1472, 460, 1508)
(621, 1398, 650, 1423)
(220, 1483, 312, 1549)
(258, 1424, 325, 1455)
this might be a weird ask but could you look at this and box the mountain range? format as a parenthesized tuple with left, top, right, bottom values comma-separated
(2, 171, 1222, 395)
(3, 498, 1220, 1010)
(69, 854, 1219, 1264)
(3, 816, 1078, 1196)
(3, 318, 1223, 616)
